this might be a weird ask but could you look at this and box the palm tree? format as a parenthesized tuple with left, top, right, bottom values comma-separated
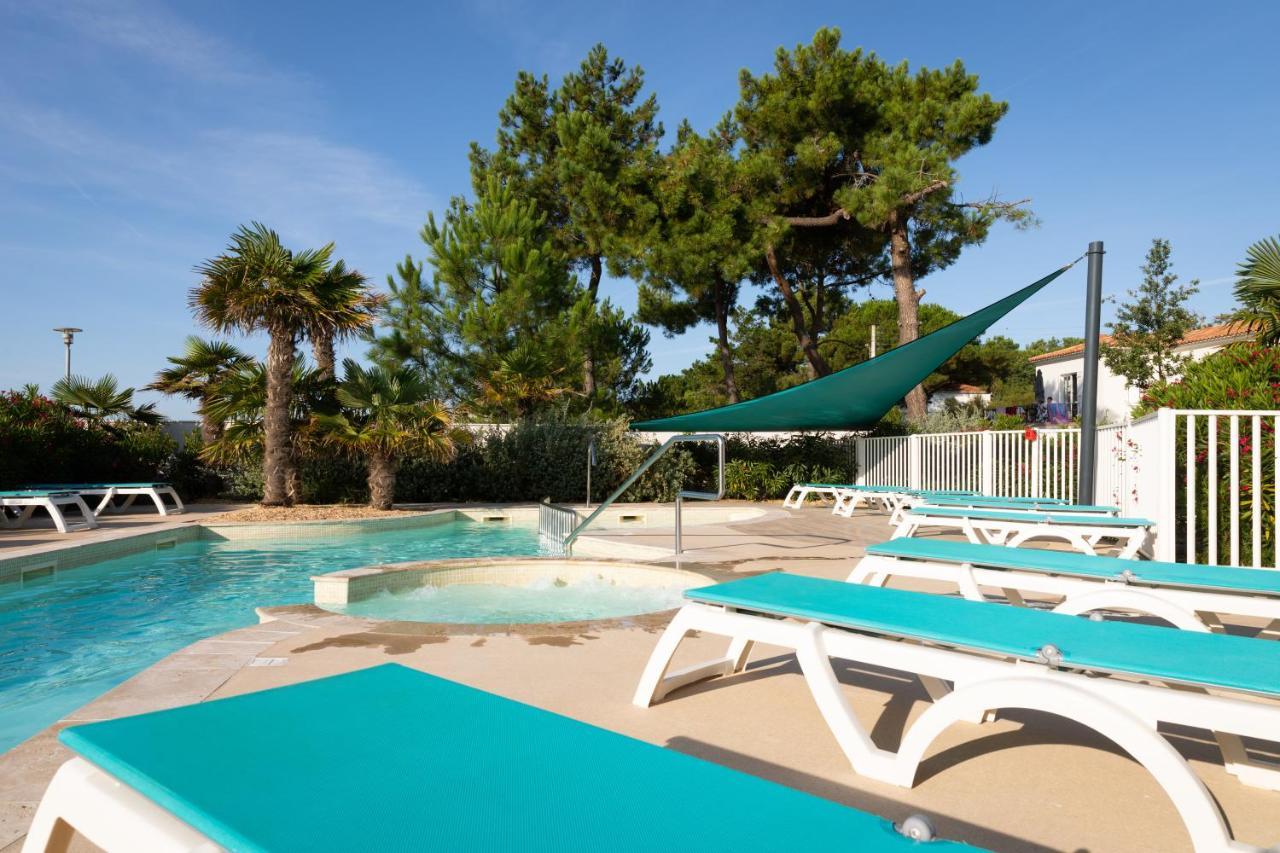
(313, 360, 464, 509)
(1235, 235, 1280, 346)
(51, 374, 162, 426)
(200, 360, 326, 478)
(147, 337, 253, 444)
(304, 260, 381, 383)
(190, 223, 333, 505)
(475, 347, 575, 419)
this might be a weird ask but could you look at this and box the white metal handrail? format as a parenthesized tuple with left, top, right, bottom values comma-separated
(560, 433, 726, 556)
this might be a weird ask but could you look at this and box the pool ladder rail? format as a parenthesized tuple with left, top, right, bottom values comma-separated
(539, 433, 726, 557)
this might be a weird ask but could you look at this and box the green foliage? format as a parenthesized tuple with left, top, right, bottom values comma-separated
(50, 374, 162, 426)
(1101, 239, 1201, 392)
(719, 434, 851, 500)
(1136, 342, 1280, 415)
(1233, 235, 1280, 346)
(0, 389, 181, 490)
(1137, 344, 1280, 565)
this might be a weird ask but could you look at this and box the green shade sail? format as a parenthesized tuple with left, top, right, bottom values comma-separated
(630, 265, 1072, 432)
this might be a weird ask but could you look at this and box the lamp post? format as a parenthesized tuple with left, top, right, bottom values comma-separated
(52, 327, 82, 379)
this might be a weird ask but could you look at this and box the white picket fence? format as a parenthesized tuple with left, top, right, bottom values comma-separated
(855, 408, 1280, 568)
(857, 429, 1081, 502)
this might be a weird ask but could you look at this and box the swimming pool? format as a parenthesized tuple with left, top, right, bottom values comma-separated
(0, 519, 543, 754)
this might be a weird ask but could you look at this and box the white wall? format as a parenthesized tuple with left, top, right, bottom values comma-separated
(1034, 341, 1234, 422)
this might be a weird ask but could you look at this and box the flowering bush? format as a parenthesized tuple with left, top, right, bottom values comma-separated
(0, 389, 177, 490)
(1136, 344, 1278, 564)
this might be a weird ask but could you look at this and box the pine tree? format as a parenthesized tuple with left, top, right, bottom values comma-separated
(1102, 238, 1201, 392)
(470, 44, 660, 401)
(635, 119, 761, 403)
(736, 28, 1030, 419)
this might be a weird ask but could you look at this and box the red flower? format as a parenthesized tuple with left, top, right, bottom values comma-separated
(1024, 427, 1038, 442)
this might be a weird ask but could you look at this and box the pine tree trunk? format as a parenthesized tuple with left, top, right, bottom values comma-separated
(889, 213, 928, 422)
(714, 279, 739, 403)
(312, 328, 336, 383)
(765, 246, 830, 378)
(582, 254, 603, 402)
(367, 452, 398, 510)
(261, 327, 295, 506)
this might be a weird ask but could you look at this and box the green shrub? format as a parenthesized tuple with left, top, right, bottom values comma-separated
(1137, 343, 1279, 564)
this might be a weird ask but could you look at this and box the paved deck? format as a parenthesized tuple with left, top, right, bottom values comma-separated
(2, 503, 1277, 852)
(0, 502, 238, 558)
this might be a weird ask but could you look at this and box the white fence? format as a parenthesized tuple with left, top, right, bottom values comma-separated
(855, 409, 1280, 568)
(858, 429, 1081, 502)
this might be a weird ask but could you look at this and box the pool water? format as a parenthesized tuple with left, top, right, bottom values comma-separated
(329, 574, 689, 624)
(0, 520, 542, 754)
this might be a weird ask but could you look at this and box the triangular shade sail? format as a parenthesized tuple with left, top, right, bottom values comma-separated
(629, 265, 1071, 433)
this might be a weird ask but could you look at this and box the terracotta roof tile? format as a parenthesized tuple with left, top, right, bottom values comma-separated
(1028, 322, 1254, 364)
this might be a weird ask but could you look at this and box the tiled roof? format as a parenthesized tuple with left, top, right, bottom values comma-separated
(1028, 322, 1254, 364)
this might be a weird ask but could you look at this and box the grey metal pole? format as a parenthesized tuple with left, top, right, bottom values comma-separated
(1078, 242, 1105, 504)
(53, 327, 81, 380)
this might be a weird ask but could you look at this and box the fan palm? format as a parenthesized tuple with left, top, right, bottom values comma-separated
(146, 337, 253, 443)
(304, 259, 381, 382)
(51, 374, 162, 426)
(475, 347, 575, 419)
(200, 360, 327, 500)
(190, 222, 333, 505)
(313, 360, 464, 509)
(1235, 236, 1280, 346)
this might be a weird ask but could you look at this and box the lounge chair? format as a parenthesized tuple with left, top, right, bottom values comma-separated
(781, 481, 847, 508)
(25, 482, 184, 517)
(851, 538, 1280, 635)
(894, 505, 1154, 558)
(915, 496, 1118, 515)
(634, 574, 1280, 852)
(23, 664, 970, 852)
(0, 490, 99, 534)
(831, 486, 977, 518)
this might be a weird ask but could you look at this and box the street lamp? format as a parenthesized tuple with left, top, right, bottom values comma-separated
(52, 327, 83, 379)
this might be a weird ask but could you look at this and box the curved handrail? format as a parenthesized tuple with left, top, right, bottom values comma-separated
(563, 433, 726, 555)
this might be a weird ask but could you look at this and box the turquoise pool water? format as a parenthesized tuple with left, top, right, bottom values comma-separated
(0, 519, 542, 754)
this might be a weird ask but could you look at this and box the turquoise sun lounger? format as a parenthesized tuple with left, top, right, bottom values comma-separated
(0, 489, 98, 534)
(919, 496, 1117, 515)
(853, 538, 1280, 635)
(895, 505, 1154, 558)
(25, 664, 972, 852)
(634, 574, 1280, 851)
(24, 482, 184, 516)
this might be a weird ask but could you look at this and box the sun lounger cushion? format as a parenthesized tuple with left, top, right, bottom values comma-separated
(59, 664, 973, 852)
(866, 539, 1280, 595)
(922, 498, 1116, 513)
(25, 482, 171, 490)
(686, 574, 1280, 696)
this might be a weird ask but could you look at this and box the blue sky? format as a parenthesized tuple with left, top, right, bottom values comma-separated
(3, 1, 1278, 417)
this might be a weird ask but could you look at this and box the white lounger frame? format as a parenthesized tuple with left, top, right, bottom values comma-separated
(23, 757, 214, 852)
(0, 494, 99, 534)
(832, 487, 909, 517)
(78, 485, 185, 517)
(782, 484, 843, 508)
(635, 603, 1280, 852)
(850, 553, 1280, 638)
(893, 509, 1153, 559)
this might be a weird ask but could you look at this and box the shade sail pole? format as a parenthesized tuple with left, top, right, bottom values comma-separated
(1078, 241, 1105, 503)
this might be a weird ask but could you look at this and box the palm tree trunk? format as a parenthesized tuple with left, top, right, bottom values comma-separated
(286, 450, 304, 504)
(312, 328, 336, 383)
(198, 401, 223, 446)
(261, 327, 295, 506)
(367, 452, 398, 510)
(889, 212, 928, 423)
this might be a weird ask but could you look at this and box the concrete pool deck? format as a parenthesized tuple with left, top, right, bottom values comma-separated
(2, 503, 1278, 851)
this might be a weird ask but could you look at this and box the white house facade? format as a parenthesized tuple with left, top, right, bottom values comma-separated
(1029, 322, 1254, 422)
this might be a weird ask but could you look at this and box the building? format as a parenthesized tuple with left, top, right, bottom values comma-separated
(1029, 322, 1254, 422)
(927, 383, 992, 413)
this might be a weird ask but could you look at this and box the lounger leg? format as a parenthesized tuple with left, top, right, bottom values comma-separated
(1052, 590, 1210, 632)
(69, 497, 99, 530)
(37, 500, 70, 534)
(165, 487, 185, 513)
(1256, 618, 1280, 641)
(1213, 731, 1280, 791)
(146, 489, 169, 516)
(92, 489, 116, 516)
(633, 607, 751, 707)
(23, 758, 215, 853)
(891, 676, 1239, 851)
